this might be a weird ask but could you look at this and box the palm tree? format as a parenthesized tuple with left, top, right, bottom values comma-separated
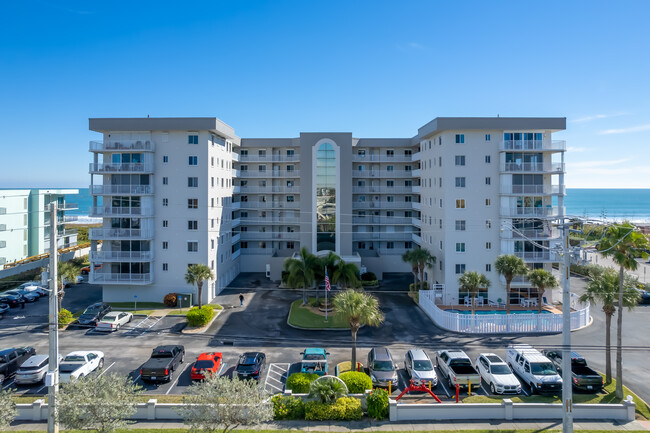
(579, 269, 639, 385)
(411, 248, 436, 291)
(332, 260, 360, 290)
(184, 264, 214, 308)
(598, 222, 649, 398)
(57, 261, 80, 310)
(333, 290, 384, 368)
(494, 254, 529, 314)
(527, 269, 558, 314)
(283, 247, 318, 305)
(457, 271, 491, 315)
(314, 252, 340, 302)
(401, 250, 419, 290)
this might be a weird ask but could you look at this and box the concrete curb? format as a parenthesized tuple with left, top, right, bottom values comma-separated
(181, 308, 223, 335)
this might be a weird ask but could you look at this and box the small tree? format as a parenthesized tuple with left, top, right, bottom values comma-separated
(309, 377, 347, 404)
(527, 269, 558, 314)
(57, 373, 142, 433)
(0, 389, 17, 429)
(401, 250, 419, 290)
(57, 261, 80, 310)
(185, 264, 215, 309)
(283, 247, 318, 305)
(332, 259, 360, 290)
(457, 271, 491, 315)
(494, 254, 529, 313)
(180, 375, 272, 433)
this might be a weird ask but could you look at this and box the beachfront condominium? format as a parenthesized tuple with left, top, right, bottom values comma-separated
(0, 189, 79, 266)
(88, 117, 566, 306)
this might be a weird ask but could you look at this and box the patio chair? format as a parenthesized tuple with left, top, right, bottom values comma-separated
(475, 296, 485, 307)
(488, 299, 505, 308)
(529, 298, 538, 307)
(464, 296, 472, 306)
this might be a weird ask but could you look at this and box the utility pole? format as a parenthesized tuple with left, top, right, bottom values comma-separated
(47, 202, 59, 433)
(560, 221, 573, 433)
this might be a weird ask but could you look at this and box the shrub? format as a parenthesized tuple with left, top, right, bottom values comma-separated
(409, 281, 428, 291)
(186, 305, 214, 327)
(270, 394, 304, 420)
(360, 272, 377, 282)
(367, 388, 389, 420)
(338, 371, 372, 394)
(309, 377, 347, 403)
(310, 298, 321, 308)
(58, 308, 73, 328)
(285, 372, 318, 393)
(163, 293, 178, 307)
(304, 397, 362, 421)
(361, 280, 379, 287)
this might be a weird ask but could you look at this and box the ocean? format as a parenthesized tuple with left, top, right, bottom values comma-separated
(64, 187, 650, 223)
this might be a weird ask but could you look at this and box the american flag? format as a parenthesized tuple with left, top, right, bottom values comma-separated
(325, 267, 331, 291)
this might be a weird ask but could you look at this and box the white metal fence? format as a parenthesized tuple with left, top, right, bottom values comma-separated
(419, 290, 590, 334)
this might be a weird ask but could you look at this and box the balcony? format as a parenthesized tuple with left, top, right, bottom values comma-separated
(352, 216, 412, 225)
(231, 152, 240, 162)
(352, 155, 413, 162)
(352, 232, 414, 241)
(352, 186, 414, 194)
(89, 227, 154, 240)
(239, 201, 300, 209)
(500, 184, 566, 195)
(500, 206, 562, 218)
(90, 272, 153, 285)
(240, 248, 275, 255)
(239, 154, 300, 162)
(378, 247, 410, 255)
(91, 184, 153, 195)
(231, 218, 241, 228)
(89, 206, 154, 217)
(237, 186, 300, 194)
(412, 233, 422, 244)
(352, 202, 414, 209)
(412, 185, 421, 193)
(353, 170, 414, 178)
(89, 140, 154, 152)
(90, 251, 154, 262)
(411, 152, 421, 161)
(499, 140, 566, 152)
(43, 202, 78, 211)
(508, 228, 560, 240)
(412, 217, 422, 227)
(240, 232, 300, 241)
(412, 202, 422, 210)
(243, 216, 300, 224)
(238, 170, 300, 178)
(232, 249, 241, 260)
(232, 169, 240, 177)
(232, 233, 241, 244)
(514, 251, 557, 262)
(89, 162, 154, 174)
(232, 202, 241, 210)
(500, 162, 565, 173)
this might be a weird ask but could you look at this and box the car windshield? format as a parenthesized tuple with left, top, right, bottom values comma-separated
(373, 361, 394, 371)
(194, 360, 214, 369)
(85, 305, 101, 313)
(531, 362, 557, 375)
(413, 360, 433, 371)
(240, 357, 257, 365)
(491, 365, 512, 375)
(101, 315, 117, 321)
(63, 355, 85, 362)
(304, 354, 325, 360)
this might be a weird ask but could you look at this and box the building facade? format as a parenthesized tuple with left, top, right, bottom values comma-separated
(88, 117, 566, 305)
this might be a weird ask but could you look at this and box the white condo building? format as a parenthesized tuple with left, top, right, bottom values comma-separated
(88, 117, 566, 306)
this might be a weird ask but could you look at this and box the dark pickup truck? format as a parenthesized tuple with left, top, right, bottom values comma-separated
(140, 345, 185, 383)
(543, 350, 603, 392)
(0, 347, 36, 383)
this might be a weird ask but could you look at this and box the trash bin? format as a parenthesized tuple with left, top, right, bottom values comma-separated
(178, 293, 193, 308)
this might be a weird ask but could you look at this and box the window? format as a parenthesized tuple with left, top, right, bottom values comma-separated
(188, 177, 198, 187)
(386, 242, 394, 249)
(455, 155, 466, 166)
(387, 196, 394, 202)
(455, 220, 466, 231)
(162, 198, 168, 207)
(486, 219, 492, 229)
(287, 195, 295, 202)
(188, 135, 198, 144)
(405, 196, 412, 202)
(386, 180, 394, 187)
(455, 134, 465, 144)
(162, 263, 168, 271)
(188, 220, 198, 230)
(485, 177, 491, 185)
(287, 241, 295, 249)
(240, 164, 248, 171)
(439, 199, 443, 208)
(485, 198, 491, 206)
(455, 264, 466, 274)
(162, 177, 168, 185)
(188, 156, 198, 165)
(455, 177, 466, 188)
(455, 199, 466, 209)
(405, 165, 412, 171)
(258, 165, 266, 172)
(187, 241, 198, 252)
(405, 149, 412, 156)
(357, 149, 366, 157)
(486, 242, 492, 249)
(163, 155, 168, 163)
(188, 199, 198, 209)
(386, 150, 394, 157)
(240, 149, 248, 156)
(485, 134, 491, 141)
(162, 241, 168, 249)
(456, 242, 466, 253)
(387, 165, 394, 171)
(286, 165, 294, 172)
(287, 149, 295, 157)
(162, 220, 168, 228)
(258, 149, 266, 157)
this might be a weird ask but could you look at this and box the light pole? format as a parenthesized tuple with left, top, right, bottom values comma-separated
(47, 202, 59, 433)
(559, 221, 574, 433)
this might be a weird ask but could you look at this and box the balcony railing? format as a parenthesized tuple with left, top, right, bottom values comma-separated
(89, 163, 154, 173)
(352, 232, 414, 241)
(352, 216, 413, 225)
(239, 154, 300, 162)
(89, 228, 154, 240)
(238, 170, 300, 178)
(353, 170, 413, 178)
(514, 251, 557, 262)
(412, 233, 422, 244)
(89, 206, 154, 217)
(89, 140, 154, 152)
(411, 152, 422, 161)
(500, 140, 566, 152)
(43, 203, 78, 211)
(352, 155, 413, 162)
(239, 232, 300, 241)
(238, 201, 299, 209)
(378, 247, 410, 255)
(231, 152, 240, 162)
(91, 184, 153, 195)
(240, 248, 276, 255)
(231, 233, 241, 244)
(231, 218, 241, 227)
(236, 186, 300, 194)
(500, 206, 562, 218)
(90, 251, 154, 261)
(500, 185, 565, 195)
(500, 162, 565, 173)
(89, 272, 153, 285)
(508, 228, 560, 239)
(352, 202, 415, 209)
(242, 217, 300, 224)
(352, 186, 414, 194)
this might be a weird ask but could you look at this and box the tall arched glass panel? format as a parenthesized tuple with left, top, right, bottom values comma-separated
(316, 142, 336, 251)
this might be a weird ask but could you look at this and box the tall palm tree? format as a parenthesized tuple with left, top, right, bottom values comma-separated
(333, 290, 384, 368)
(598, 222, 649, 398)
(494, 254, 529, 314)
(579, 269, 639, 385)
(283, 247, 318, 305)
(332, 260, 360, 290)
(457, 271, 491, 315)
(184, 264, 214, 308)
(527, 269, 558, 314)
(57, 261, 80, 310)
(401, 250, 419, 290)
(411, 248, 436, 292)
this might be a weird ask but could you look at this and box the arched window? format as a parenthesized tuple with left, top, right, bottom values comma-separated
(316, 142, 336, 252)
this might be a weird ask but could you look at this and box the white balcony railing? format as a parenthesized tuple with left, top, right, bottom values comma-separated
(91, 184, 153, 195)
(500, 140, 566, 152)
(237, 186, 300, 194)
(500, 206, 562, 218)
(240, 248, 275, 255)
(89, 206, 154, 217)
(352, 186, 414, 194)
(352, 155, 413, 162)
(231, 152, 240, 162)
(352, 216, 413, 225)
(239, 154, 300, 162)
(242, 217, 300, 224)
(89, 228, 154, 240)
(239, 232, 300, 241)
(352, 202, 415, 209)
(238, 170, 300, 178)
(353, 170, 413, 178)
(514, 251, 557, 262)
(90, 251, 154, 261)
(508, 228, 560, 239)
(352, 232, 414, 241)
(89, 163, 154, 173)
(238, 201, 300, 209)
(89, 272, 153, 285)
(231, 233, 241, 244)
(500, 162, 565, 173)
(500, 184, 565, 195)
(231, 218, 241, 227)
(89, 140, 154, 152)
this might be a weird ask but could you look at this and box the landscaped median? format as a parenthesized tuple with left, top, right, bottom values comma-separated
(287, 297, 348, 329)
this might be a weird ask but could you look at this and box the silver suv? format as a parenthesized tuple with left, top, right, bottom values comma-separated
(367, 347, 398, 387)
(15, 354, 61, 385)
(404, 349, 437, 386)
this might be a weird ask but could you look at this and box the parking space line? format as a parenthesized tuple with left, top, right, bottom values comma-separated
(216, 362, 227, 377)
(481, 383, 490, 396)
(521, 385, 530, 397)
(264, 363, 290, 394)
(35, 385, 46, 394)
(99, 362, 115, 377)
(2, 379, 15, 390)
(131, 374, 141, 384)
(166, 364, 191, 395)
(439, 383, 451, 398)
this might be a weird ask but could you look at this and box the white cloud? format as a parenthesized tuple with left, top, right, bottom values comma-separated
(599, 124, 650, 134)
(570, 158, 630, 168)
(567, 146, 587, 152)
(571, 113, 627, 123)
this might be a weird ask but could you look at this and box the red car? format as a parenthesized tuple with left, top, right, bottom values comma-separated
(191, 352, 222, 380)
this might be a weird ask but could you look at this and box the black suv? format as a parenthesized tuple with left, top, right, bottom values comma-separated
(235, 352, 266, 381)
(78, 302, 112, 326)
(0, 347, 36, 383)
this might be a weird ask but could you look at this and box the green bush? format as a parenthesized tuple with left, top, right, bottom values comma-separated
(310, 298, 321, 308)
(360, 272, 377, 281)
(409, 281, 428, 291)
(58, 308, 73, 328)
(186, 305, 214, 327)
(285, 372, 319, 393)
(338, 371, 372, 394)
(271, 394, 305, 420)
(367, 388, 389, 420)
(304, 397, 363, 421)
(361, 280, 379, 287)
(163, 293, 177, 307)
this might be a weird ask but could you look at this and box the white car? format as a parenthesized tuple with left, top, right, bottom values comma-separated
(96, 311, 133, 332)
(475, 353, 521, 395)
(404, 349, 438, 386)
(59, 351, 104, 383)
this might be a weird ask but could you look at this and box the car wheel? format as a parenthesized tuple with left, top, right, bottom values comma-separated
(530, 382, 537, 394)
(115, 324, 120, 331)
(128, 315, 132, 323)
(0, 374, 5, 384)
(168, 369, 174, 382)
(490, 383, 496, 394)
(181, 353, 185, 363)
(448, 376, 454, 389)
(99, 358, 104, 370)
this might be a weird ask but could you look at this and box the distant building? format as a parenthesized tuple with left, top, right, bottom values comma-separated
(0, 189, 79, 266)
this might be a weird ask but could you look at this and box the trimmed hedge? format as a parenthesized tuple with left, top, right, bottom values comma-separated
(271, 394, 305, 420)
(58, 308, 73, 328)
(361, 280, 379, 287)
(338, 371, 372, 393)
(304, 397, 363, 421)
(285, 372, 319, 393)
(163, 293, 177, 307)
(367, 388, 389, 420)
(360, 272, 377, 281)
(186, 305, 214, 327)
(409, 281, 428, 291)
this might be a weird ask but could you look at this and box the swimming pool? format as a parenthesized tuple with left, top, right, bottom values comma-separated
(445, 309, 552, 315)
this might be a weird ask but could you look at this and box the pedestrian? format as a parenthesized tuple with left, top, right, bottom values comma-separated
(239, 293, 244, 307)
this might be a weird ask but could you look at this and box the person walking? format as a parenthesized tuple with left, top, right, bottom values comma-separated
(239, 293, 244, 307)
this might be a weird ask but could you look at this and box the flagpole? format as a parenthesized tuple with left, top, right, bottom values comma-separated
(325, 286, 328, 321)
(325, 266, 329, 322)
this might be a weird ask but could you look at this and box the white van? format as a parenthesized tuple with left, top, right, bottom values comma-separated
(505, 345, 562, 394)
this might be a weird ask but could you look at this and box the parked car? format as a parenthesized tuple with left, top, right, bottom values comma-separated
(5, 289, 39, 302)
(404, 349, 437, 386)
(368, 347, 398, 388)
(18, 281, 43, 290)
(633, 287, 650, 305)
(506, 345, 562, 394)
(300, 348, 329, 376)
(96, 311, 133, 332)
(15, 354, 63, 385)
(59, 351, 105, 383)
(78, 302, 112, 326)
(475, 353, 521, 395)
(0, 303, 9, 315)
(0, 294, 25, 308)
(22, 285, 48, 297)
(435, 350, 482, 390)
(235, 352, 266, 381)
(62, 276, 83, 287)
(191, 352, 223, 380)
(140, 345, 185, 383)
(80, 264, 102, 275)
(0, 347, 36, 383)
(542, 350, 603, 392)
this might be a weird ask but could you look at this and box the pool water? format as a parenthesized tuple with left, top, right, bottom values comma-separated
(445, 309, 552, 315)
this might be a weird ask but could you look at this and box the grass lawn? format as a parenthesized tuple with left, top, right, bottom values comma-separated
(287, 298, 348, 329)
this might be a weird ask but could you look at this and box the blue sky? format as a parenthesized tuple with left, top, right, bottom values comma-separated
(1, 0, 649, 188)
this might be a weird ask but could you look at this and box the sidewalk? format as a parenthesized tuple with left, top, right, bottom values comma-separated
(584, 251, 650, 284)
